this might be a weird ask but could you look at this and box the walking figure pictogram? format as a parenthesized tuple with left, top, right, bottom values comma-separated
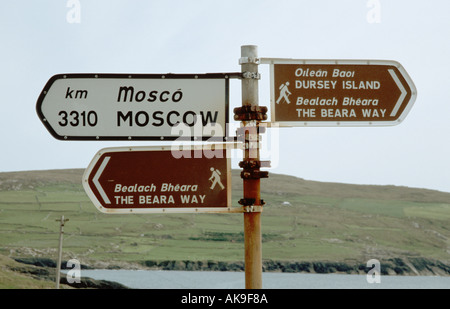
(209, 167, 225, 190)
(276, 81, 291, 104)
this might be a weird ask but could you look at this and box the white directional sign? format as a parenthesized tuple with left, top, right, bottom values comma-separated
(36, 73, 232, 140)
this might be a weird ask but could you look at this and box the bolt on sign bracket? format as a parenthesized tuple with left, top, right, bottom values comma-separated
(239, 160, 271, 169)
(238, 198, 266, 207)
(233, 106, 268, 121)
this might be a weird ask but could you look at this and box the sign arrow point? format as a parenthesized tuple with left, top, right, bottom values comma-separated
(93, 156, 111, 204)
(388, 69, 407, 117)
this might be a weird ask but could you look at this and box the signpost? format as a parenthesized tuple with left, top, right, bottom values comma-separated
(239, 45, 264, 289)
(263, 59, 417, 126)
(36, 73, 234, 141)
(82, 144, 234, 214)
(37, 45, 417, 290)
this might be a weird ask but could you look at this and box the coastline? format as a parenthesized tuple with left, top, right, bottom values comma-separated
(5, 255, 449, 289)
(134, 257, 450, 276)
(13, 256, 450, 279)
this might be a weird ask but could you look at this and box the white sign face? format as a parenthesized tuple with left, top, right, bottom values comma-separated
(36, 73, 230, 140)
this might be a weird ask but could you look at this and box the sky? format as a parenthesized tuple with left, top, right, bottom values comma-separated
(1, 0, 450, 193)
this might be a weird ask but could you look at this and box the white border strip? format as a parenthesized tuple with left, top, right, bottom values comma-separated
(388, 68, 407, 117)
(92, 156, 111, 204)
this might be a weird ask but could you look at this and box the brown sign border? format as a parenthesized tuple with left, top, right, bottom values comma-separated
(82, 144, 239, 214)
(262, 59, 417, 127)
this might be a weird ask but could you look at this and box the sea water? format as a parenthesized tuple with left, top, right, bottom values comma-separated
(64, 269, 450, 289)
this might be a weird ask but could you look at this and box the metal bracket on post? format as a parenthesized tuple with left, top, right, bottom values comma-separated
(239, 160, 271, 169)
(239, 57, 261, 65)
(239, 198, 265, 207)
(243, 205, 264, 213)
(240, 169, 269, 180)
(233, 106, 268, 121)
(242, 71, 261, 80)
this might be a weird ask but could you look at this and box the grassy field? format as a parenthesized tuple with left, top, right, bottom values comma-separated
(0, 169, 449, 270)
(0, 254, 59, 289)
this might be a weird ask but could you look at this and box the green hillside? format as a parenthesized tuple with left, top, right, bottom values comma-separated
(0, 169, 449, 275)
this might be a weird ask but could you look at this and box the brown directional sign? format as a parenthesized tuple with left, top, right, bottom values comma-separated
(82, 144, 234, 214)
(264, 59, 417, 126)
